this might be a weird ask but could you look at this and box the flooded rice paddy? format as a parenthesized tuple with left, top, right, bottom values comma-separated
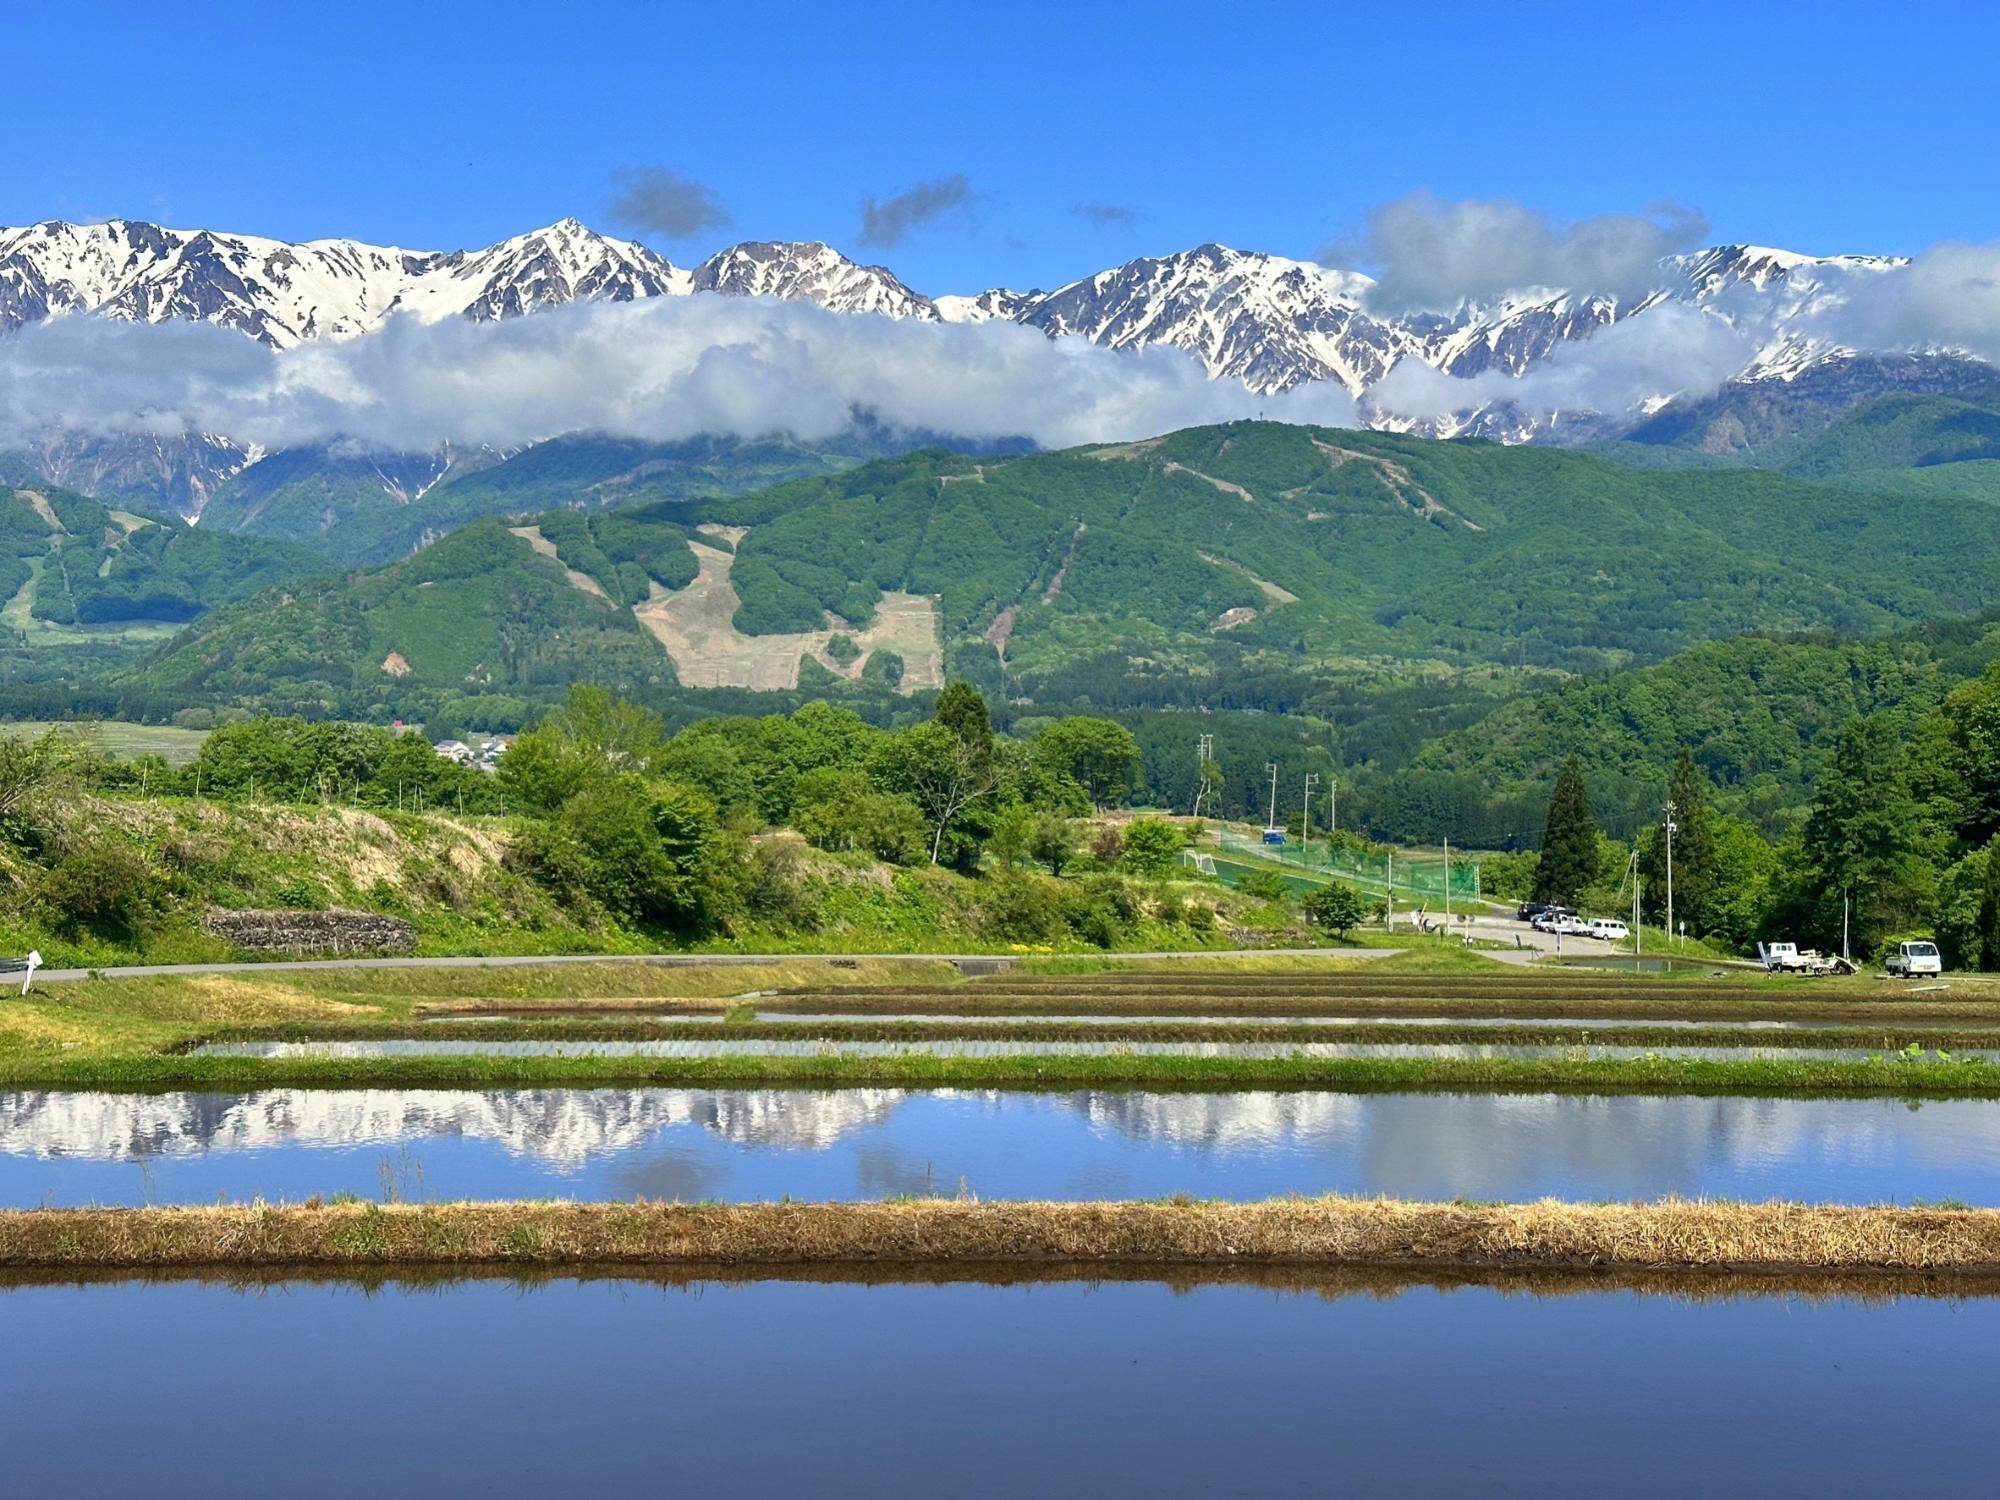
(10, 1086, 2000, 1207)
(3, 1273, 1996, 1497)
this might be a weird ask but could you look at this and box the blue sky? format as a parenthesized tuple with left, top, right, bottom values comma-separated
(10, 0, 1996, 295)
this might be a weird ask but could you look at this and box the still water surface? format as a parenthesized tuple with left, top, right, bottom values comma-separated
(7, 1087, 1999, 1206)
(2, 1275, 1994, 1496)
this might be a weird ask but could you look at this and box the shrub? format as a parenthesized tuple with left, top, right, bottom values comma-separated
(1029, 814, 1076, 876)
(273, 879, 324, 910)
(515, 775, 720, 931)
(1120, 818, 1186, 876)
(1236, 870, 1293, 904)
(37, 843, 162, 936)
(738, 840, 823, 931)
(976, 876, 1068, 943)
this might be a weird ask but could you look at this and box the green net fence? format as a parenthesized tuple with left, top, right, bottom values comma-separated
(1215, 831, 1481, 903)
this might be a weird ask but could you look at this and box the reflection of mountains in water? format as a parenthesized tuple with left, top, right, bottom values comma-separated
(7, 1089, 1999, 1186)
(1059, 1090, 2000, 1197)
(0, 1089, 910, 1165)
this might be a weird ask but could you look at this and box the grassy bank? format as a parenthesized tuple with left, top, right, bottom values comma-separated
(9, 1195, 2000, 1275)
(177, 1017, 2000, 1052)
(11, 1048, 2000, 1095)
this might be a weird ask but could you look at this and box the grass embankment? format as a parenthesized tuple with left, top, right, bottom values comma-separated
(0, 959, 957, 1071)
(0, 788, 1317, 969)
(10, 1195, 2000, 1275)
(15, 1049, 2000, 1095)
(178, 1018, 2000, 1052)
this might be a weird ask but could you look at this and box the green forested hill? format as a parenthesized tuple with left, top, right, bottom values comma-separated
(697, 422, 2000, 678)
(1363, 617, 2000, 842)
(1, 485, 324, 626)
(122, 420, 2000, 718)
(197, 432, 909, 568)
(0, 484, 328, 694)
(131, 520, 671, 714)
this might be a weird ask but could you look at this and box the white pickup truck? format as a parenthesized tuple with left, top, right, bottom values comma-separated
(1884, 940, 1943, 978)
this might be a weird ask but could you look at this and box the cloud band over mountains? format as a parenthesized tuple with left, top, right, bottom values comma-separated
(0, 294, 1356, 454)
(1, 224, 1997, 458)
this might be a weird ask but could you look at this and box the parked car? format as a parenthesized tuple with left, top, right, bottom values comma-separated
(1517, 901, 1552, 922)
(1885, 940, 1943, 978)
(1585, 918, 1630, 942)
(1530, 907, 1576, 932)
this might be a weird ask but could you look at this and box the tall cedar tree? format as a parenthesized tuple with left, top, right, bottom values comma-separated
(1533, 757, 1599, 905)
(933, 682, 994, 766)
(1644, 748, 1718, 932)
(1801, 715, 1932, 952)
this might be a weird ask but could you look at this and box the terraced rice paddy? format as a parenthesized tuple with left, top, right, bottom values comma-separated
(12, 955, 2000, 1493)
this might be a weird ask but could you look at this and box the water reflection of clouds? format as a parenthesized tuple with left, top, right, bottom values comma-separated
(9, 1090, 2000, 1205)
(0, 1089, 910, 1165)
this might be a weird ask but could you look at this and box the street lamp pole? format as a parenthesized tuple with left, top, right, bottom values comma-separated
(1663, 800, 1678, 950)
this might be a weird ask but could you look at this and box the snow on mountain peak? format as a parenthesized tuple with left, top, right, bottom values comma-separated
(0, 214, 1975, 444)
(691, 241, 938, 319)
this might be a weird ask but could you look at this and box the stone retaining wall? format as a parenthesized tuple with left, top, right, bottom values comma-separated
(204, 909, 417, 957)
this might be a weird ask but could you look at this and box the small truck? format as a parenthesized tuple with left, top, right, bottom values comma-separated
(1884, 940, 1944, 978)
(1757, 942, 1857, 977)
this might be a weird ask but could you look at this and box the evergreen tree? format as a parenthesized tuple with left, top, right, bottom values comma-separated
(1800, 714, 1933, 953)
(1642, 748, 1718, 933)
(933, 681, 993, 762)
(1532, 757, 1599, 905)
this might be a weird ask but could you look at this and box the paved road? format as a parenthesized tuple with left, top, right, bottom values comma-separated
(28, 946, 1406, 985)
(1387, 909, 1562, 959)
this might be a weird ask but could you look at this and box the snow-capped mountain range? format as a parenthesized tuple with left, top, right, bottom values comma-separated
(0, 214, 1914, 393)
(0, 214, 1977, 516)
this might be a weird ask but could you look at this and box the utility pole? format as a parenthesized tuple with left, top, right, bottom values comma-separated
(1385, 849, 1394, 930)
(1192, 732, 1214, 819)
(1663, 799, 1678, 950)
(1328, 778, 1338, 836)
(1265, 762, 1279, 833)
(1631, 851, 1643, 957)
(1302, 772, 1320, 850)
(1443, 834, 1452, 928)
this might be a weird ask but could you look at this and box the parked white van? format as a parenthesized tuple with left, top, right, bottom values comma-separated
(1885, 940, 1943, 978)
(1585, 918, 1630, 942)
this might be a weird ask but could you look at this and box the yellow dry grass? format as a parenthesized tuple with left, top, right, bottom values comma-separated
(404, 957, 958, 1012)
(9, 1196, 2000, 1274)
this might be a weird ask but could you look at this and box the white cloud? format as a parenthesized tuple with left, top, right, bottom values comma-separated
(1822, 240, 2000, 365)
(1333, 192, 1710, 315)
(0, 295, 1356, 455)
(1369, 303, 1755, 423)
